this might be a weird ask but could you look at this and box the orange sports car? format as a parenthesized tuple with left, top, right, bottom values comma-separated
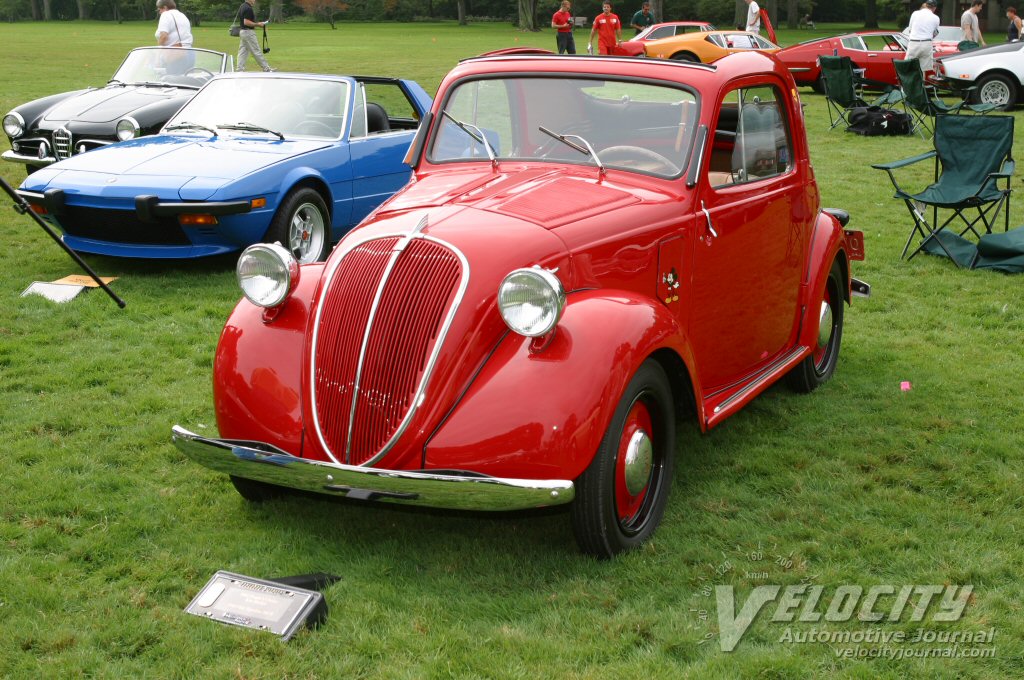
(643, 30, 780, 63)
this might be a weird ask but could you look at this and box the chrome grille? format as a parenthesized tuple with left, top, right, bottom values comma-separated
(53, 127, 72, 160)
(311, 235, 466, 466)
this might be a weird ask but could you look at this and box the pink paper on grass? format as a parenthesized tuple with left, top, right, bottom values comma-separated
(900, 381, 912, 392)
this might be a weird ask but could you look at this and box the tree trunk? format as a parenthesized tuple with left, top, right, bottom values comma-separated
(517, 0, 537, 31)
(649, 0, 663, 23)
(42, 0, 51, 21)
(76, 0, 88, 19)
(864, 0, 877, 29)
(457, 0, 466, 25)
(735, 0, 745, 29)
(941, 0, 955, 26)
(988, 0, 1002, 37)
(766, 0, 777, 27)
(30, 0, 41, 20)
(268, 0, 283, 23)
(786, 0, 797, 29)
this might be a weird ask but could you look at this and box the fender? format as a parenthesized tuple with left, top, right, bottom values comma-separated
(275, 164, 349, 233)
(213, 264, 325, 452)
(424, 290, 699, 481)
(797, 210, 849, 350)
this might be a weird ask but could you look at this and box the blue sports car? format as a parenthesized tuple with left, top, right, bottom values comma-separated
(17, 73, 433, 262)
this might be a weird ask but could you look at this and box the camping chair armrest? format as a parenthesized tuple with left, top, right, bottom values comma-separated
(856, 76, 895, 92)
(989, 159, 1015, 179)
(871, 150, 937, 171)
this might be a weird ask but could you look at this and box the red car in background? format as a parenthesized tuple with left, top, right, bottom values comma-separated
(777, 30, 910, 90)
(614, 20, 715, 56)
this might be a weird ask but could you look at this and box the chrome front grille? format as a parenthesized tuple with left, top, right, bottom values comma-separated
(310, 234, 467, 466)
(53, 127, 72, 160)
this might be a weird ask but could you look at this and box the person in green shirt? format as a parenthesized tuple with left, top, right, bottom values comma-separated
(630, 2, 655, 35)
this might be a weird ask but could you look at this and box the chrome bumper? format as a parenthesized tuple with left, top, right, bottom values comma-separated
(2, 149, 55, 166)
(172, 426, 575, 511)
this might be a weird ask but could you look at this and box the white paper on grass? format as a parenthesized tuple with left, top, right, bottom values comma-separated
(21, 282, 88, 303)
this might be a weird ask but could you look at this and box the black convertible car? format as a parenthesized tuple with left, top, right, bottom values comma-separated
(3, 46, 232, 174)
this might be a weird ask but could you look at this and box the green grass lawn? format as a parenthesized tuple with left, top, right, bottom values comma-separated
(1, 20, 1022, 679)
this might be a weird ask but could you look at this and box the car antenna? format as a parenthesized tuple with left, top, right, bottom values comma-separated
(1, 176, 126, 308)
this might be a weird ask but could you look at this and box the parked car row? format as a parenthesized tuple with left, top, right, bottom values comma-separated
(8, 42, 869, 557)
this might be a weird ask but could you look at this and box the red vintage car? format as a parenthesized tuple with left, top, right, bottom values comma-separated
(776, 30, 911, 90)
(173, 51, 868, 558)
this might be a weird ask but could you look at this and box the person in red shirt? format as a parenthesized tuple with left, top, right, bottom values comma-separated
(551, 0, 576, 55)
(589, 2, 622, 55)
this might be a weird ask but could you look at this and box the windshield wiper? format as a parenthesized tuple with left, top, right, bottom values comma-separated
(218, 122, 285, 140)
(107, 79, 126, 87)
(165, 121, 218, 136)
(538, 125, 605, 176)
(441, 109, 496, 168)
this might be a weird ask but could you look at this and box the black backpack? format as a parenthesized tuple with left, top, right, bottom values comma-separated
(846, 106, 912, 136)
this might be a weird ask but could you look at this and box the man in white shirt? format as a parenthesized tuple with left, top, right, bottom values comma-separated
(155, 0, 193, 47)
(905, 0, 940, 72)
(744, 0, 761, 34)
(961, 0, 986, 46)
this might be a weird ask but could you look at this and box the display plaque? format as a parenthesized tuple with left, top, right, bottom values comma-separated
(184, 571, 327, 640)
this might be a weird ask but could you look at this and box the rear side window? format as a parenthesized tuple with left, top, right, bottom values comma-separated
(709, 85, 792, 187)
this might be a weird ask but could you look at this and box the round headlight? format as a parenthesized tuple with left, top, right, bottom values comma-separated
(3, 112, 24, 138)
(115, 117, 140, 142)
(237, 243, 299, 308)
(498, 267, 566, 337)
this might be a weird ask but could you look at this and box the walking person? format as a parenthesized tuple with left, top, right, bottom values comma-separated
(906, 0, 939, 73)
(236, 0, 274, 72)
(1008, 7, 1023, 42)
(744, 0, 761, 34)
(588, 2, 622, 55)
(961, 0, 986, 46)
(155, 0, 193, 74)
(552, 0, 576, 55)
(630, 1, 654, 35)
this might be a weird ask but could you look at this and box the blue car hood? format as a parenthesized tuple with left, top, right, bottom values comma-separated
(42, 85, 190, 124)
(27, 135, 332, 200)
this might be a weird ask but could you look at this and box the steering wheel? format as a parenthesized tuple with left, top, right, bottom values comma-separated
(598, 146, 679, 174)
(294, 120, 337, 137)
(184, 67, 215, 80)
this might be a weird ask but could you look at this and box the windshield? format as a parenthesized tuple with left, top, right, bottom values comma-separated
(166, 77, 349, 140)
(112, 47, 226, 85)
(428, 77, 697, 178)
(935, 26, 964, 41)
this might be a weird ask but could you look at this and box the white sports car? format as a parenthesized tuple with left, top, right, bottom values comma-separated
(934, 42, 1024, 110)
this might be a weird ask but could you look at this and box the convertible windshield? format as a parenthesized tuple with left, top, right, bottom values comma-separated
(165, 77, 349, 140)
(112, 47, 226, 86)
(428, 77, 697, 178)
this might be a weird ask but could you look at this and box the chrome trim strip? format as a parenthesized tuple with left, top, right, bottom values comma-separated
(172, 426, 574, 511)
(712, 346, 808, 415)
(308, 222, 470, 468)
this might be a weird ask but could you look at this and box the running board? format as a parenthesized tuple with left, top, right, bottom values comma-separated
(705, 346, 810, 428)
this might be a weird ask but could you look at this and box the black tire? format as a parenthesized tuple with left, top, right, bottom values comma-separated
(265, 187, 330, 264)
(787, 259, 844, 393)
(670, 51, 699, 62)
(26, 164, 43, 176)
(230, 475, 284, 502)
(811, 76, 825, 95)
(571, 359, 676, 558)
(974, 73, 1017, 111)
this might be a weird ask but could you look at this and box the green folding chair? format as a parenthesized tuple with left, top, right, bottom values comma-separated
(819, 55, 902, 130)
(894, 58, 996, 138)
(872, 115, 1014, 266)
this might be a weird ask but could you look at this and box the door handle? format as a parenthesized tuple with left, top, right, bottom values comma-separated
(700, 200, 719, 238)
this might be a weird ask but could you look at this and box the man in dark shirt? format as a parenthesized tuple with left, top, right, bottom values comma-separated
(237, 0, 274, 72)
(630, 2, 654, 35)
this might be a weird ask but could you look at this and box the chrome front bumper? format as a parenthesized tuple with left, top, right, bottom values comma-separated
(172, 426, 575, 511)
(2, 149, 55, 166)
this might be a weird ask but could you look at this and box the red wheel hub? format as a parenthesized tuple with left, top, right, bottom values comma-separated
(615, 399, 654, 523)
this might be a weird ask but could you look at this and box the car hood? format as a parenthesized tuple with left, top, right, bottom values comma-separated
(379, 165, 640, 230)
(25, 135, 332, 198)
(42, 85, 190, 125)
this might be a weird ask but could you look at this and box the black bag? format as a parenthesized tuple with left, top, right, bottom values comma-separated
(846, 106, 912, 136)
(262, 25, 270, 53)
(229, 24, 240, 37)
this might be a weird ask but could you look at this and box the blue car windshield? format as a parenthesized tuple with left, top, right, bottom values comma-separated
(428, 77, 697, 178)
(165, 77, 349, 140)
